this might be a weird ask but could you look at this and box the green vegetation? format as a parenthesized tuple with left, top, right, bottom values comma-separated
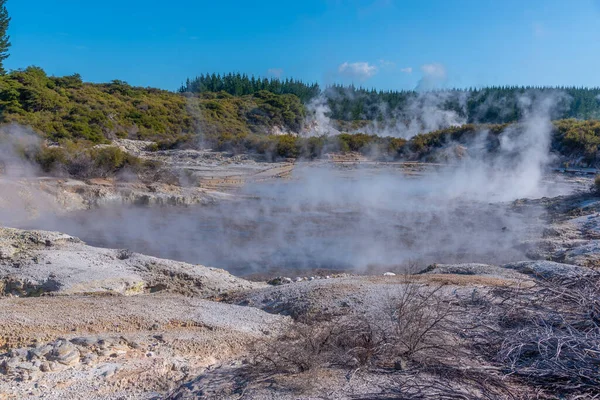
(181, 73, 600, 123)
(180, 73, 320, 103)
(34, 143, 161, 179)
(323, 85, 600, 122)
(0, 0, 10, 75)
(554, 119, 600, 163)
(4, 67, 600, 177)
(0, 67, 305, 145)
(0, 67, 193, 143)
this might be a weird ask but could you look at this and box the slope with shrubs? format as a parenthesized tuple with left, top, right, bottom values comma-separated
(0, 67, 306, 145)
(0, 67, 308, 177)
(2, 67, 600, 177)
(0, 67, 193, 143)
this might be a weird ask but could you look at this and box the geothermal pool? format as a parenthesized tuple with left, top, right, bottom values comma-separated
(22, 169, 586, 276)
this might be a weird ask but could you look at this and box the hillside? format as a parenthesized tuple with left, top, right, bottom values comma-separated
(2, 67, 600, 179)
(0, 67, 304, 145)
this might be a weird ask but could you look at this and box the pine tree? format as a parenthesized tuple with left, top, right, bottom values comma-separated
(0, 0, 10, 75)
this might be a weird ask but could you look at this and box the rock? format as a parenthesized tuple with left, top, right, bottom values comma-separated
(70, 337, 98, 348)
(81, 353, 98, 365)
(109, 350, 128, 357)
(55, 350, 80, 366)
(502, 260, 590, 280)
(15, 362, 37, 372)
(25, 370, 40, 381)
(97, 364, 120, 378)
(383, 272, 396, 276)
(97, 338, 115, 350)
(46, 340, 80, 366)
(39, 362, 50, 372)
(28, 345, 53, 359)
(1, 357, 21, 372)
(420, 263, 528, 280)
(123, 338, 143, 349)
(47, 361, 64, 372)
(0, 227, 260, 298)
(9, 348, 28, 359)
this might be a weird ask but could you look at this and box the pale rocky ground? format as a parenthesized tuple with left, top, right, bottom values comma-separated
(0, 228, 288, 399)
(1, 153, 599, 398)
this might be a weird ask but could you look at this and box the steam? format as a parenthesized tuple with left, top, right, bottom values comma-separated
(430, 91, 567, 201)
(362, 91, 468, 138)
(304, 62, 466, 137)
(303, 95, 340, 136)
(0, 125, 58, 225)
(304, 89, 468, 138)
(0, 92, 580, 276)
(416, 63, 447, 92)
(0, 124, 40, 178)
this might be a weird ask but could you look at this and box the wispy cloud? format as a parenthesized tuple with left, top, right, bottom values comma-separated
(379, 59, 396, 69)
(338, 61, 378, 80)
(416, 63, 447, 91)
(400, 67, 413, 74)
(267, 68, 284, 78)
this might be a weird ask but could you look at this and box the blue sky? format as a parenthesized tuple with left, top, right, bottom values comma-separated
(5, 0, 600, 91)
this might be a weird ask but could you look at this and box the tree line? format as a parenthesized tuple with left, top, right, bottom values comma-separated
(179, 73, 320, 103)
(182, 73, 600, 124)
(323, 85, 600, 123)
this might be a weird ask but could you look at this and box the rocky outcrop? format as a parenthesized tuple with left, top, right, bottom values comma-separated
(0, 227, 262, 297)
(419, 263, 530, 280)
(502, 260, 591, 280)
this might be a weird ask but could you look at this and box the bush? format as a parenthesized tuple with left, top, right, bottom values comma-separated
(481, 274, 600, 397)
(35, 146, 67, 173)
(32, 142, 161, 180)
(251, 281, 457, 374)
(274, 135, 299, 159)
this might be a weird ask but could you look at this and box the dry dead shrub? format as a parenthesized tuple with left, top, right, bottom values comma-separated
(251, 281, 459, 375)
(384, 282, 457, 360)
(492, 274, 600, 396)
(251, 317, 339, 373)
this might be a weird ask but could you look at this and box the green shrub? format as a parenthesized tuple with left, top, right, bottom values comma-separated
(35, 146, 67, 173)
(275, 135, 299, 158)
